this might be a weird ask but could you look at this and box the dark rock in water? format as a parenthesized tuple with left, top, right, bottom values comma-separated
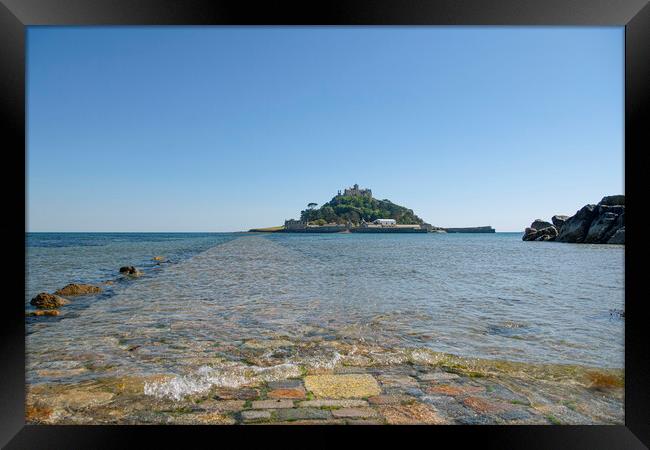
(54, 283, 102, 296)
(531, 219, 553, 231)
(534, 226, 558, 241)
(598, 195, 625, 206)
(523, 224, 557, 242)
(30, 293, 69, 309)
(522, 227, 539, 241)
(551, 215, 569, 232)
(556, 204, 598, 243)
(524, 195, 624, 245)
(119, 266, 142, 276)
(607, 227, 625, 244)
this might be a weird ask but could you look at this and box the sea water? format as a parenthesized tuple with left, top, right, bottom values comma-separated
(25, 232, 624, 388)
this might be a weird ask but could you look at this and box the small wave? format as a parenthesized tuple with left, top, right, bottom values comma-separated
(291, 351, 343, 370)
(144, 362, 302, 401)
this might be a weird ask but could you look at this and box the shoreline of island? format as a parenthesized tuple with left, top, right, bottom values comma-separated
(250, 183, 495, 234)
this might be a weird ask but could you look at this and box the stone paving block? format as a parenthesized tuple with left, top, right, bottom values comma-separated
(241, 410, 271, 422)
(267, 379, 304, 390)
(462, 396, 513, 414)
(346, 418, 386, 425)
(200, 400, 246, 412)
(368, 395, 408, 405)
(421, 395, 474, 419)
(304, 374, 381, 399)
(418, 372, 460, 382)
(331, 407, 379, 418)
(377, 375, 420, 388)
(378, 402, 449, 425)
(251, 399, 294, 409)
(497, 408, 533, 421)
(213, 387, 259, 400)
(274, 408, 333, 421)
(455, 414, 499, 425)
(425, 384, 485, 397)
(267, 387, 306, 400)
(279, 419, 347, 425)
(298, 399, 368, 408)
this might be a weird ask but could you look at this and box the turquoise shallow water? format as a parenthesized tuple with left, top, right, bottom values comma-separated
(25, 232, 624, 386)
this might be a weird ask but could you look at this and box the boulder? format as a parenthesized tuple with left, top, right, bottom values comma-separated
(119, 266, 142, 276)
(54, 283, 102, 296)
(531, 219, 553, 231)
(551, 215, 569, 231)
(584, 212, 619, 244)
(598, 195, 625, 206)
(556, 204, 598, 243)
(534, 226, 558, 241)
(607, 227, 625, 244)
(523, 225, 557, 242)
(522, 227, 539, 241)
(30, 293, 69, 309)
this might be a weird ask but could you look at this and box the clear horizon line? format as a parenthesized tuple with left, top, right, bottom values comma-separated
(25, 229, 524, 233)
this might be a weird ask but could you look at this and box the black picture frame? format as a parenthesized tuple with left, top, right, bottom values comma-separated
(1, 0, 648, 448)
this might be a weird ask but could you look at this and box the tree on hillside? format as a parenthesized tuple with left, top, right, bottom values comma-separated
(307, 202, 318, 210)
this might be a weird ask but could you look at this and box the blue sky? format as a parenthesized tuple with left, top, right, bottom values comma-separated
(27, 27, 624, 232)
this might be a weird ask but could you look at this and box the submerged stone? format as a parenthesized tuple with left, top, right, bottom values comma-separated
(241, 410, 271, 422)
(251, 399, 294, 409)
(275, 408, 332, 421)
(30, 293, 68, 309)
(54, 283, 102, 296)
(304, 374, 381, 399)
(27, 309, 60, 317)
(331, 407, 379, 418)
(267, 387, 306, 400)
(298, 399, 368, 408)
(378, 403, 448, 424)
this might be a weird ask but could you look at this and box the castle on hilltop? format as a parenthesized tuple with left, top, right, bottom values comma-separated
(338, 183, 372, 198)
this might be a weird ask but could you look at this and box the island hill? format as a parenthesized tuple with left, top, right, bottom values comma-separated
(249, 184, 495, 234)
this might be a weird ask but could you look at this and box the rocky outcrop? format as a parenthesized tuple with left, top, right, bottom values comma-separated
(54, 283, 102, 296)
(523, 195, 624, 245)
(607, 227, 625, 244)
(599, 195, 625, 206)
(556, 205, 598, 243)
(30, 293, 69, 309)
(531, 220, 553, 231)
(523, 226, 558, 241)
(551, 215, 569, 232)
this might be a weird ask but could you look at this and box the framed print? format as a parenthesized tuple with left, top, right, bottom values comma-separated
(1, 0, 648, 448)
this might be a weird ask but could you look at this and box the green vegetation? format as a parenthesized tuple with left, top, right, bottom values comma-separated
(300, 194, 424, 225)
(546, 414, 562, 425)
